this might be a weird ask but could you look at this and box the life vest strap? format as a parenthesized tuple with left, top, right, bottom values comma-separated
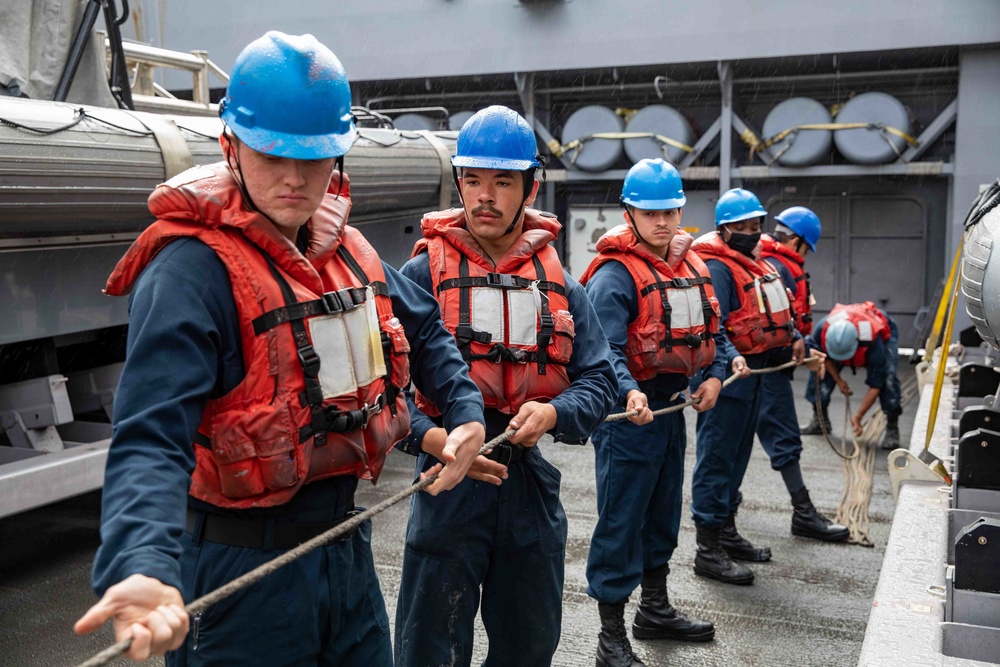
(252, 287, 368, 335)
(437, 274, 565, 296)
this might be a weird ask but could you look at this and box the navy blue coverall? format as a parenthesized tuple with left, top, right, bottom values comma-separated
(583, 260, 728, 604)
(690, 259, 800, 528)
(805, 311, 902, 418)
(393, 251, 617, 667)
(92, 236, 484, 667)
(756, 258, 805, 471)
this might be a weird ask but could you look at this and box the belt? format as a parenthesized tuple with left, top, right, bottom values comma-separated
(484, 442, 527, 466)
(185, 508, 358, 550)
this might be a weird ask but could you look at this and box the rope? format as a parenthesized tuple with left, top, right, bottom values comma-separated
(823, 371, 920, 548)
(74, 358, 802, 666)
(75, 429, 517, 667)
(555, 131, 695, 164)
(740, 121, 919, 164)
(604, 359, 801, 422)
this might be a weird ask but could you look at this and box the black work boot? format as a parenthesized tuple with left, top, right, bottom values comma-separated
(790, 487, 849, 542)
(633, 564, 715, 642)
(718, 509, 772, 562)
(597, 601, 646, 667)
(800, 404, 832, 436)
(693, 525, 755, 585)
(881, 415, 901, 450)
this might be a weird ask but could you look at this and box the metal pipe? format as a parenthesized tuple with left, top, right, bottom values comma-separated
(363, 65, 959, 109)
(106, 39, 208, 71)
(732, 66, 958, 86)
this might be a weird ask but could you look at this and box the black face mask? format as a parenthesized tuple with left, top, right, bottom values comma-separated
(725, 231, 761, 256)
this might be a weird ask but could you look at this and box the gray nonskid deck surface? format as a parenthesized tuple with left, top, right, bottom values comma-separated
(371, 370, 903, 667)
(0, 371, 904, 667)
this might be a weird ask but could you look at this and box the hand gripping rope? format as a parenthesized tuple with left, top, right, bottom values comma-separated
(74, 357, 817, 667)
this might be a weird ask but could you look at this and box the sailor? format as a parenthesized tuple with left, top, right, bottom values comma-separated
(73, 32, 485, 665)
(757, 208, 849, 542)
(807, 301, 903, 448)
(579, 159, 729, 667)
(393, 105, 618, 667)
(688, 188, 802, 585)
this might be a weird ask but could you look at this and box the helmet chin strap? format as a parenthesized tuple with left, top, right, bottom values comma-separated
(624, 207, 651, 245)
(503, 166, 539, 236)
(224, 135, 262, 215)
(223, 132, 286, 233)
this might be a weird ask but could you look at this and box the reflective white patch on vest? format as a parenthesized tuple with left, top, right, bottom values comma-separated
(307, 305, 381, 399)
(667, 287, 705, 329)
(471, 287, 505, 342)
(760, 279, 791, 312)
(857, 320, 874, 342)
(507, 290, 539, 347)
(364, 286, 387, 377)
(827, 309, 849, 324)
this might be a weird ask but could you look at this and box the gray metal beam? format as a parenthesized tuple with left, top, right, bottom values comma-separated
(0, 441, 110, 519)
(545, 161, 952, 182)
(514, 72, 562, 161)
(732, 113, 777, 166)
(679, 117, 721, 169)
(898, 99, 958, 164)
(718, 61, 732, 194)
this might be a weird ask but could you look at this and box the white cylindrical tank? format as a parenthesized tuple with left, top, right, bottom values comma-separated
(761, 97, 833, 167)
(623, 104, 695, 165)
(833, 92, 912, 164)
(962, 181, 1000, 351)
(393, 113, 438, 131)
(449, 110, 476, 131)
(560, 105, 623, 172)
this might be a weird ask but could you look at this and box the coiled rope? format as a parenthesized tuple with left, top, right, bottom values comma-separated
(820, 371, 919, 547)
(75, 358, 807, 666)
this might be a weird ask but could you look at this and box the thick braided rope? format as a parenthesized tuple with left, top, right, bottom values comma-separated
(75, 359, 803, 666)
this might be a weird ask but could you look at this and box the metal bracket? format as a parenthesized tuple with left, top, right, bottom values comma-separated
(514, 72, 562, 162)
(1, 411, 64, 451)
(896, 99, 957, 164)
(679, 117, 721, 169)
(888, 448, 949, 501)
(732, 112, 777, 166)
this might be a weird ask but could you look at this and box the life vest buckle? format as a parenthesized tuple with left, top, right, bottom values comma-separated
(486, 272, 517, 288)
(297, 345, 321, 377)
(683, 333, 703, 348)
(671, 277, 691, 288)
(361, 393, 384, 426)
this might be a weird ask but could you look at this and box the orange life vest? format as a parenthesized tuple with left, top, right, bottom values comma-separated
(760, 234, 813, 335)
(411, 208, 573, 416)
(579, 225, 720, 380)
(105, 162, 410, 509)
(692, 231, 796, 355)
(819, 301, 891, 368)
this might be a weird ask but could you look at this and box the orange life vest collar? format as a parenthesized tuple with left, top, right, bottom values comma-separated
(106, 162, 410, 508)
(412, 208, 573, 415)
(760, 234, 813, 335)
(820, 301, 891, 368)
(693, 231, 796, 355)
(580, 225, 719, 380)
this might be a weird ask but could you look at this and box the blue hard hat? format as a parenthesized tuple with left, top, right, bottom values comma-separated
(775, 206, 822, 252)
(825, 320, 859, 361)
(621, 158, 686, 210)
(452, 106, 541, 171)
(715, 188, 767, 227)
(220, 31, 357, 160)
